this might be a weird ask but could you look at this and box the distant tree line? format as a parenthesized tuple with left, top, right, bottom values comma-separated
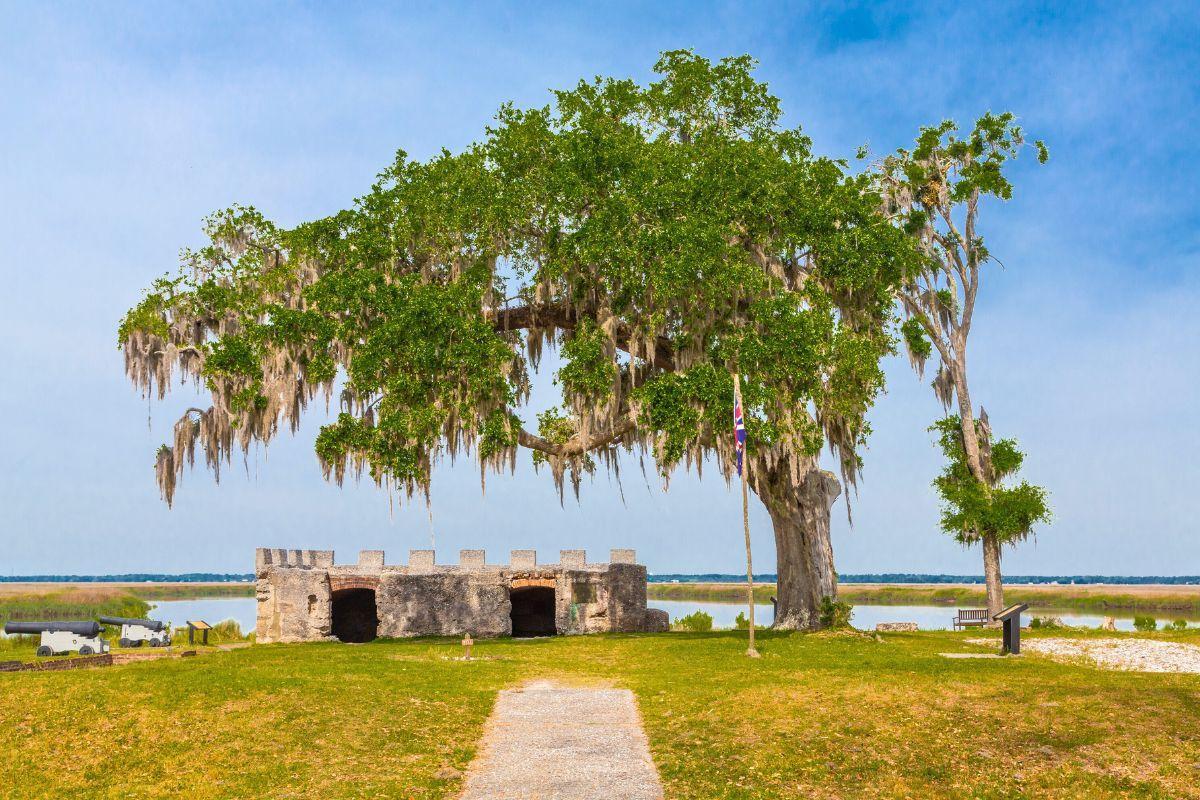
(7, 573, 1195, 585)
(0, 573, 254, 583)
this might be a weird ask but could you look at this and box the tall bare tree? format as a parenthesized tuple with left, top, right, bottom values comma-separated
(873, 113, 1049, 617)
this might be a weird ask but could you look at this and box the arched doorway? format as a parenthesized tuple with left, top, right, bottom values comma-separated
(331, 588, 378, 642)
(510, 586, 557, 637)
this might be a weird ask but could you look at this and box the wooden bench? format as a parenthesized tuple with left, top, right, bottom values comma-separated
(953, 609, 990, 630)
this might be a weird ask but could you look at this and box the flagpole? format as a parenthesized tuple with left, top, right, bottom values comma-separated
(735, 372, 760, 658)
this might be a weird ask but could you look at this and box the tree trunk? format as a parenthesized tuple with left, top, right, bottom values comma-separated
(982, 533, 1004, 619)
(952, 362, 988, 482)
(952, 360, 1005, 620)
(749, 454, 840, 631)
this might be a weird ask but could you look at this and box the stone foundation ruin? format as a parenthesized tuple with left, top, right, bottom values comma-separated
(255, 547, 670, 643)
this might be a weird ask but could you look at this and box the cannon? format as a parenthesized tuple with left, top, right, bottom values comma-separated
(3, 621, 109, 657)
(98, 615, 171, 648)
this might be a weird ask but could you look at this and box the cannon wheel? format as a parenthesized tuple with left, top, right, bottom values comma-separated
(36, 645, 53, 657)
(149, 638, 160, 647)
(78, 645, 94, 656)
(119, 638, 131, 648)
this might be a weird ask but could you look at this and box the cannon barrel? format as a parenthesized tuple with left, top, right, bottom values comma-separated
(3, 620, 102, 637)
(98, 615, 167, 632)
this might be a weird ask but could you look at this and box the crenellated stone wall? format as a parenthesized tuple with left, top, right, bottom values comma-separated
(254, 547, 669, 643)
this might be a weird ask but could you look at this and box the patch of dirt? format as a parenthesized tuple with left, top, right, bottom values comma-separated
(968, 637, 1200, 673)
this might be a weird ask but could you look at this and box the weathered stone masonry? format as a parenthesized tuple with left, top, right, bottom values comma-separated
(255, 547, 670, 643)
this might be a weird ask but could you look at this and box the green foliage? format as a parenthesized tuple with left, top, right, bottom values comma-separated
(733, 610, 762, 630)
(116, 293, 171, 344)
(119, 51, 913, 506)
(818, 597, 853, 629)
(1170, 619, 1188, 631)
(674, 610, 714, 632)
(556, 320, 617, 406)
(170, 619, 250, 646)
(900, 317, 931, 361)
(929, 416, 1051, 547)
(899, 112, 1046, 206)
(477, 410, 518, 461)
(877, 112, 1047, 384)
(1133, 615, 1158, 632)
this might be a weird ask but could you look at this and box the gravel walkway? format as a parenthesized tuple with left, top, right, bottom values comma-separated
(459, 680, 663, 800)
(968, 637, 1200, 673)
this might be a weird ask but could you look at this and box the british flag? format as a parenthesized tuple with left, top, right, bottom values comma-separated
(734, 399, 747, 476)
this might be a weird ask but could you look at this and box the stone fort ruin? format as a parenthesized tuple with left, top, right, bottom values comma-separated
(255, 547, 669, 643)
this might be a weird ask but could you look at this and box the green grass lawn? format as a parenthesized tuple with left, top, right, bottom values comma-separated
(2, 629, 1199, 799)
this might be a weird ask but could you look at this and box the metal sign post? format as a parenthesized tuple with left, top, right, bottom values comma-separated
(993, 604, 1029, 655)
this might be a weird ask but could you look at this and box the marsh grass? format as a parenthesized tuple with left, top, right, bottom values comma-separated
(0, 588, 148, 626)
(2, 629, 1199, 798)
(132, 583, 254, 600)
(169, 619, 252, 647)
(0, 633, 40, 655)
(672, 610, 714, 632)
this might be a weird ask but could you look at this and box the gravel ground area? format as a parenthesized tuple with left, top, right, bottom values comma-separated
(459, 680, 663, 800)
(969, 637, 1200, 673)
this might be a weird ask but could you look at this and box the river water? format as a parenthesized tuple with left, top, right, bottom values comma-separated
(145, 596, 1198, 635)
(146, 598, 257, 633)
(650, 599, 1198, 632)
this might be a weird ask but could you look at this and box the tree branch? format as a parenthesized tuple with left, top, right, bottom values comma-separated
(960, 189, 981, 342)
(734, 232, 811, 291)
(897, 291, 955, 366)
(930, 229, 969, 291)
(516, 416, 638, 457)
(494, 304, 677, 368)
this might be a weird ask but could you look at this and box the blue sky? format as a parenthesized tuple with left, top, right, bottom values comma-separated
(1, 2, 1196, 576)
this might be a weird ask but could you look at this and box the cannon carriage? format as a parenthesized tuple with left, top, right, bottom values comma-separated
(98, 615, 171, 648)
(3, 621, 110, 656)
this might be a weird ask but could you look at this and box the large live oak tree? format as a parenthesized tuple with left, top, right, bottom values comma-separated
(119, 52, 914, 629)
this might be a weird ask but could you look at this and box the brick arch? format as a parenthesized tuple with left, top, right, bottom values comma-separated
(510, 577, 557, 589)
(329, 575, 380, 593)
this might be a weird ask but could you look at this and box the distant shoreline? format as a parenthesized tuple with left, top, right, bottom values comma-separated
(4, 579, 1200, 614)
(648, 574, 1200, 586)
(4, 573, 1199, 585)
(0, 575, 255, 584)
(649, 582, 1200, 613)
